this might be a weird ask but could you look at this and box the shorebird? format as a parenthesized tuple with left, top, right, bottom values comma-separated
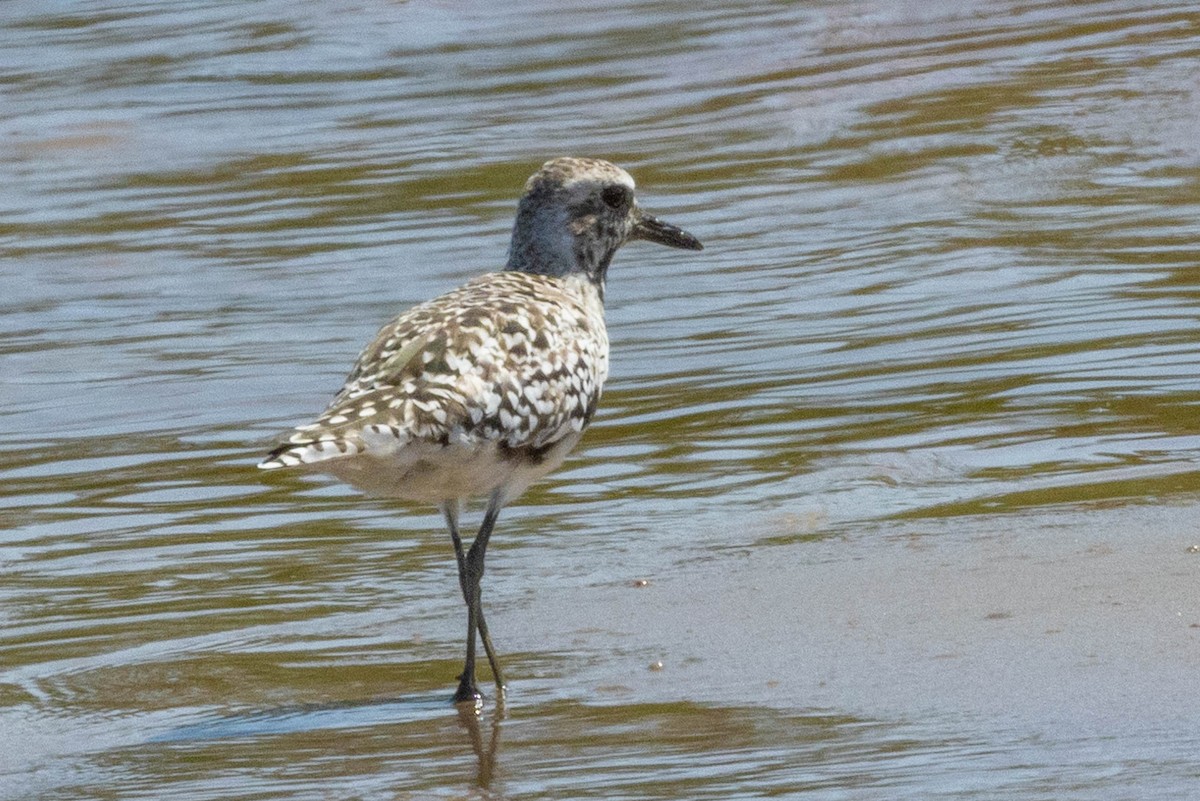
(259, 157, 702, 705)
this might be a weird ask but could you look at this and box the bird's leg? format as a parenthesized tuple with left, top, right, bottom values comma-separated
(445, 503, 497, 656)
(468, 492, 506, 698)
(443, 502, 480, 704)
(443, 501, 470, 599)
(442, 496, 506, 705)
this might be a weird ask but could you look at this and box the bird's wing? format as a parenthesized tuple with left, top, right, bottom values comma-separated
(259, 273, 607, 470)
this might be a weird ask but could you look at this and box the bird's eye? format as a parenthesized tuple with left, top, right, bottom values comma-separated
(601, 185, 630, 209)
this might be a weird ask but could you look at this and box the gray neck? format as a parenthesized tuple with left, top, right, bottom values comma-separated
(504, 194, 612, 296)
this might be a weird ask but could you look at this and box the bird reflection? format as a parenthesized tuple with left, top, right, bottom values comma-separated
(456, 699, 505, 790)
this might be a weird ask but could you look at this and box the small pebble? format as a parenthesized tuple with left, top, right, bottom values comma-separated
(632, 579, 649, 587)
(648, 660, 664, 671)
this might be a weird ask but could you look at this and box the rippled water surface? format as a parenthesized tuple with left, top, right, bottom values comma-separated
(4, 1, 1200, 798)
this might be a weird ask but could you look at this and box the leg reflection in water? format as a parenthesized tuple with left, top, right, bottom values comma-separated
(456, 699, 504, 788)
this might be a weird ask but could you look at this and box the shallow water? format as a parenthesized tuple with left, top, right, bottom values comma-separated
(3, 0, 1200, 798)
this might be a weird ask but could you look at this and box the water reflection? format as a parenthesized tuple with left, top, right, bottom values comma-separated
(458, 703, 503, 791)
(78, 697, 951, 799)
(157, 696, 503, 793)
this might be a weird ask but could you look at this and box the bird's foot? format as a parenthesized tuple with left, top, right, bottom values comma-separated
(453, 677, 484, 709)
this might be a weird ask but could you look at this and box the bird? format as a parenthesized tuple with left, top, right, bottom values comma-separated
(258, 157, 703, 706)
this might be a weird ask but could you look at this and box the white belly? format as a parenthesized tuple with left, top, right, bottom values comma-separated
(312, 433, 583, 505)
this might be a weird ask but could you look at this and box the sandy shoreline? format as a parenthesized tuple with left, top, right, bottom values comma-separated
(4, 500, 1196, 800)
(510, 500, 1200, 735)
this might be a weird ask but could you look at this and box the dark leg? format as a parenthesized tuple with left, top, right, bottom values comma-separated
(442, 503, 480, 704)
(444, 502, 498, 664)
(468, 493, 506, 699)
(442, 495, 507, 705)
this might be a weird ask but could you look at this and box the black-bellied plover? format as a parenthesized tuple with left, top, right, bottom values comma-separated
(259, 157, 702, 705)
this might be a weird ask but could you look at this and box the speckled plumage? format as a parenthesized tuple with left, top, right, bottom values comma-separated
(260, 270, 608, 503)
(258, 157, 702, 705)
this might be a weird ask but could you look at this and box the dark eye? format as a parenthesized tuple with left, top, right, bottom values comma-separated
(601, 185, 630, 209)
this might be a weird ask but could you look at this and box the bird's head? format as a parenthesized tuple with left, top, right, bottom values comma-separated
(506, 157, 703, 293)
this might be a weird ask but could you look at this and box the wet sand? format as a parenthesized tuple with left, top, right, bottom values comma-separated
(510, 501, 1200, 735)
(4, 504, 1197, 800)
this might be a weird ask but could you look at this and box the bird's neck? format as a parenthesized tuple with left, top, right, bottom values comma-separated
(504, 202, 610, 297)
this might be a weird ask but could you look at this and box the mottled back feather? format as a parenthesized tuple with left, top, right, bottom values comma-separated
(261, 271, 607, 472)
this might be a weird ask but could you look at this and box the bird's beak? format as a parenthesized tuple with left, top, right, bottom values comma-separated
(631, 209, 704, 251)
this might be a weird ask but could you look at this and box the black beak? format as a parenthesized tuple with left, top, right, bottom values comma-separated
(631, 209, 704, 251)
